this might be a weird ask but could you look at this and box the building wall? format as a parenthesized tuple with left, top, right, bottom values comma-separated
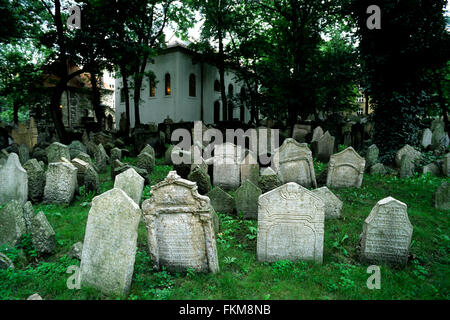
(115, 48, 250, 128)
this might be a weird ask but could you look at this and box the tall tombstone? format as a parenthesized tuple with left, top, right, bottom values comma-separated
(18, 144, 30, 165)
(360, 197, 413, 267)
(311, 126, 324, 143)
(421, 128, 432, 149)
(136, 152, 155, 175)
(110, 148, 122, 162)
(23, 159, 45, 203)
(327, 147, 365, 189)
(46, 142, 70, 164)
(443, 153, 450, 177)
(43, 162, 77, 205)
(0, 200, 26, 247)
(292, 124, 310, 143)
(94, 144, 108, 173)
(0, 153, 28, 205)
(212, 143, 243, 190)
(142, 171, 219, 273)
(365, 144, 379, 170)
(206, 186, 235, 214)
(276, 138, 317, 188)
(394, 144, 421, 168)
(114, 168, 145, 205)
(240, 151, 259, 186)
(235, 180, 261, 219)
(257, 183, 325, 263)
(80, 188, 141, 296)
(312, 131, 335, 163)
(434, 182, 449, 211)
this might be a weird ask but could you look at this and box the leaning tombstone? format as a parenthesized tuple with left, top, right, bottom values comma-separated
(0, 200, 26, 247)
(326, 147, 365, 188)
(46, 142, 70, 163)
(0, 153, 28, 204)
(141, 144, 156, 159)
(141, 171, 219, 273)
(359, 197, 413, 267)
(394, 144, 421, 168)
(240, 152, 259, 186)
(311, 126, 324, 143)
(23, 159, 45, 203)
(30, 211, 56, 254)
(312, 186, 342, 219)
(18, 144, 30, 165)
(399, 154, 415, 178)
(136, 152, 155, 175)
(258, 167, 282, 194)
(110, 148, 122, 162)
(235, 180, 261, 219)
(43, 162, 77, 205)
(80, 188, 141, 296)
(434, 182, 449, 211)
(276, 138, 317, 188)
(94, 144, 108, 173)
(311, 131, 335, 163)
(69, 141, 87, 160)
(187, 165, 212, 195)
(206, 186, 235, 214)
(114, 168, 145, 205)
(421, 129, 432, 149)
(257, 183, 325, 263)
(365, 144, 379, 170)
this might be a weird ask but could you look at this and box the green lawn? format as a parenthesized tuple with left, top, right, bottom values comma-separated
(0, 157, 448, 300)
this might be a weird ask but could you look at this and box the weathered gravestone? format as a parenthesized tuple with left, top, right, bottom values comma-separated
(292, 124, 310, 143)
(240, 152, 259, 186)
(311, 131, 335, 163)
(258, 167, 282, 194)
(370, 163, 386, 176)
(399, 154, 415, 178)
(136, 152, 155, 175)
(23, 159, 45, 202)
(206, 186, 235, 214)
(359, 197, 413, 266)
(72, 158, 99, 193)
(114, 168, 145, 205)
(80, 188, 141, 296)
(30, 211, 56, 254)
(0, 200, 26, 247)
(110, 148, 122, 162)
(187, 165, 211, 195)
(434, 182, 449, 211)
(94, 144, 108, 173)
(235, 180, 262, 219)
(141, 171, 219, 273)
(211, 143, 243, 190)
(43, 162, 77, 205)
(0, 153, 28, 204)
(443, 153, 450, 177)
(365, 144, 379, 170)
(422, 163, 440, 176)
(257, 183, 325, 263)
(311, 126, 324, 143)
(421, 129, 432, 149)
(46, 142, 70, 164)
(312, 186, 342, 219)
(141, 144, 156, 159)
(327, 147, 365, 189)
(18, 144, 29, 165)
(69, 141, 87, 160)
(394, 144, 422, 168)
(276, 138, 317, 188)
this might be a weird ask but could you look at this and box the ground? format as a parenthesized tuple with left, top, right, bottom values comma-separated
(0, 157, 448, 300)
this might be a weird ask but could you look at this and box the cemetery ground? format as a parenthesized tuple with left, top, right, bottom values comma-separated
(0, 157, 448, 300)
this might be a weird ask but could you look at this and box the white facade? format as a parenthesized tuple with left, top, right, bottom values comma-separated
(114, 45, 250, 128)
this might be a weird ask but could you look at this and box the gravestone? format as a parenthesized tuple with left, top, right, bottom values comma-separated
(18, 144, 29, 165)
(258, 167, 282, 194)
(360, 197, 413, 266)
(94, 144, 108, 173)
(434, 182, 449, 211)
(365, 144, 379, 169)
(421, 129, 432, 149)
(80, 188, 141, 296)
(370, 163, 386, 176)
(276, 138, 317, 188)
(141, 144, 156, 159)
(110, 148, 122, 162)
(46, 142, 70, 164)
(43, 162, 77, 205)
(165, 145, 178, 165)
(211, 143, 243, 190)
(187, 166, 211, 195)
(292, 125, 309, 143)
(23, 159, 45, 203)
(394, 145, 421, 168)
(327, 147, 365, 188)
(0, 153, 28, 204)
(399, 154, 415, 178)
(69, 141, 87, 160)
(311, 131, 335, 163)
(72, 159, 99, 193)
(142, 171, 219, 273)
(257, 183, 325, 263)
(235, 180, 262, 219)
(312, 186, 342, 219)
(136, 152, 155, 175)
(240, 152, 259, 186)
(30, 211, 56, 254)
(422, 163, 440, 176)
(0, 200, 26, 247)
(311, 126, 324, 142)
(443, 153, 450, 177)
(431, 122, 446, 150)
(206, 186, 234, 214)
(114, 168, 145, 205)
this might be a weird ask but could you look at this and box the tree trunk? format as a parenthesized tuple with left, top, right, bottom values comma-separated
(13, 100, 19, 125)
(218, 23, 228, 121)
(120, 65, 131, 136)
(90, 72, 103, 131)
(49, 86, 67, 143)
(133, 51, 149, 127)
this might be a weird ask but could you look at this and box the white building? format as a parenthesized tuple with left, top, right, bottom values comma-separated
(114, 44, 250, 128)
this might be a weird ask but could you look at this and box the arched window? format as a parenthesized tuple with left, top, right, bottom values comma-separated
(228, 84, 234, 95)
(149, 76, 156, 97)
(214, 80, 220, 92)
(165, 73, 171, 95)
(189, 74, 196, 97)
(214, 101, 220, 123)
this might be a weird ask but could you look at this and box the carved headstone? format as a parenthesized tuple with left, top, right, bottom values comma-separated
(211, 143, 243, 190)
(360, 197, 413, 266)
(43, 162, 77, 205)
(136, 152, 155, 175)
(257, 183, 325, 263)
(235, 180, 262, 219)
(326, 147, 365, 188)
(114, 168, 145, 205)
(0, 200, 26, 247)
(46, 142, 70, 164)
(240, 152, 259, 186)
(0, 153, 28, 204)
(206, 186, 234, 214)
(142, 171, 219, 273)
(94, 144, 108, 173)
(311, 126, 324, 143)
(80, 188, 141, 296)
(394, 145, 421, 168)
(23, 159, 45, 203)
(312, 186, 342, 219)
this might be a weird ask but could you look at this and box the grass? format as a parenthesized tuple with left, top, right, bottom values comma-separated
(0, 158, 448, 300)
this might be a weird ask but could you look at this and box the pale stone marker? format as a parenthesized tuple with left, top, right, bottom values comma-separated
(212, 143, 243, 190)
(46, 142, 70, 163)
(43, 162, 77, 205)
(240, 152, 259, 186)
(394, 144, 421, 168)
(327, 147, 365, 188)
(80, 188, 141, 296)
(276, 138, 317, 188)
(0, 153, 28, 205)
(360, 197, 413, 266)
(0, 200, 26, 247)
(114, 168, 145, 205)
(235, 180, 262, 219)
(257, 182, 325, 263)
(311, 126, 324, 142)
(94, 144, 107, 173)
(142, 171, 219, 273)
(23, 159, 45, 203)
(312, 131, 335, 162)
(421, 129, 432, 149)
(365, 144, 379, 169)
(312, 186, 342, 219)
(442, 153, 449, 177)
